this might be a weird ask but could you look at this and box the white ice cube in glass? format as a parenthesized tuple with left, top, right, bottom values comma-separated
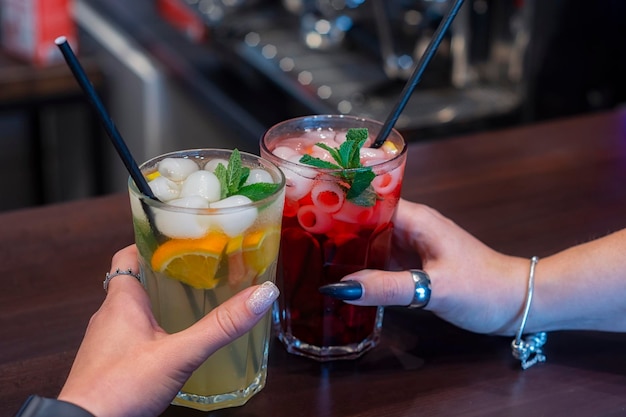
(158, 157, 199, 181)
(148, 176, 181, 202)
(210, 195, 258, 237)
(154, 207, 209, 239)
(204, 158, 229, 173)
(244, 168, 274, 185)
(180, 170, 221, 202)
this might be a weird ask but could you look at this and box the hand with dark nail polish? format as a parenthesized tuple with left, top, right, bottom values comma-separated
(319, 281, 363, 300)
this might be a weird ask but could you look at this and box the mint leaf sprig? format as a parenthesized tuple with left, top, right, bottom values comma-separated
(214, 149, 281, 202)
(299, 128, 377, 207)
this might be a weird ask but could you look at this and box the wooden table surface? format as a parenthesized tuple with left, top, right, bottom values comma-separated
(2, 109, 626, 416)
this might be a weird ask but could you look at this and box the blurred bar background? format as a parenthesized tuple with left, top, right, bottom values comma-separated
(0, 0, 624, 211)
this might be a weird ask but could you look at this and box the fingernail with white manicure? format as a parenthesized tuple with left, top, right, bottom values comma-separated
(247, 281, 279, 315)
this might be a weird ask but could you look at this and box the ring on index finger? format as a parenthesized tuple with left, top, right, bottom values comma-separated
(408, 270, 431, 309)
(103, 268, 142, 293)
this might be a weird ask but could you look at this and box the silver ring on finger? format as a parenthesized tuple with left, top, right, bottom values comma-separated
(408, 270, 431, 309)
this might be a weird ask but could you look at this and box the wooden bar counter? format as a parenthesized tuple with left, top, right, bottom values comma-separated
(2, 109, 626, 416)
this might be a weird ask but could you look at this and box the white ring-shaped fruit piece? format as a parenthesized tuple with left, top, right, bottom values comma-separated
(244, 168, 274, 185)
(148, 176, 181, 202)
(158, 157, 199, 181)
(210, 195, 258, 237)
(311, 181, 344, 213)
(332, 201, 375, 225)
(372, 165, 402, 195)
(180, 170, 221, 203)
(297, 205, 333, 234)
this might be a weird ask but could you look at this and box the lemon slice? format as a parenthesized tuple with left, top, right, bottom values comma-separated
(381, 140, 399, 155)
(151, 232, 230, 289)
(243, 226, 281, 274)
(146, 170, 161, 181)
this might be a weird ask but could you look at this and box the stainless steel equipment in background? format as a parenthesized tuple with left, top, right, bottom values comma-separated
(183, 0, 533, 139)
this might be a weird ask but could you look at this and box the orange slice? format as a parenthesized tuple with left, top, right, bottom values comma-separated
(151, 232, 230, 289)
(243, 226, 281, 274)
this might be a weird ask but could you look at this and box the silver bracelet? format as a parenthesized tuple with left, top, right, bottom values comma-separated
(511, 256, 547, 370)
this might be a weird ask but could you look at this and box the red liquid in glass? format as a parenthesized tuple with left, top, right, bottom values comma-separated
(262, 118, 407, 358)
(276, 181, 402, 348)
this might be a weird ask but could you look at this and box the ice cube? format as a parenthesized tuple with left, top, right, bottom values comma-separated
(359, 147, 385, 165)
(154, 207, 209, 239)
(334, 131, 348, 145)
(158, 157, 199, 181)
(210, 195, 258, 236)
(244, 168, 274, 185)
(204, 158, 229, 173)
(129, 194, 148, 223)
(309, 139, 339, 162)
(272, 145, 299, 160)
(168, 196, 210, 208)
(283, 156, 316, 201)
(180, 170, 221, 202)
(148, 176, 181, 202)
(302, 130, 335, 142)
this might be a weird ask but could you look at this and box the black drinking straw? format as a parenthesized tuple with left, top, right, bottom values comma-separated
(55, 36, 157, 200)
(371, 0, 465, 148)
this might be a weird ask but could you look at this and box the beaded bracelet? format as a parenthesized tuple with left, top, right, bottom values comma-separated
(511, 256, 547, 369)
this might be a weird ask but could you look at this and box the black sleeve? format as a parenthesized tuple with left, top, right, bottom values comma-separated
(14, 395, 96, 417)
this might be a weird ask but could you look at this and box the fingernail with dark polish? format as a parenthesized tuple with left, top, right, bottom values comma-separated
(319, 280, 363, 301)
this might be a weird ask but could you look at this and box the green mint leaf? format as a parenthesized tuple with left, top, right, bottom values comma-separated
(211, 149, 279, 203)
(346, 128, 368, 168)
(226, 149, 243, 196)
(314, 143, 343, 166)
(346, 128, 368, 143)
(350, 138, 368, 168)
(348, 185, 377, 207)
(346, 169, 376, 205)
(237, 183, 281, 202)
(239, 167, 250, 190)
(298, 128, 377, 205)
(338, 140, 356, 168)
(299, 154, 342, 170)
(214, 163, 229, 199)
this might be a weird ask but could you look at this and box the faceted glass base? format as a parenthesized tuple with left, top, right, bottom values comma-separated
(275, 306, 384, 361)
(172, 370, 267, 412)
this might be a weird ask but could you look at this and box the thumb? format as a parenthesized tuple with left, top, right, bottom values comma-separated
(173, 281, 279, 362)
(341, 269, 415, 307)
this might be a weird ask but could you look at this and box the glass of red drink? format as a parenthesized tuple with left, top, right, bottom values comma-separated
(260, 115, 407, 361)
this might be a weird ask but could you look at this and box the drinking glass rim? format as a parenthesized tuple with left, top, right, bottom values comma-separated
(128, 148, 286, 214)
(260, 114, 407, 175)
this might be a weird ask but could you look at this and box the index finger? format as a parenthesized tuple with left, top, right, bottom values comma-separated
(342, 269, 415, 307)
(105, 244, 143, 295)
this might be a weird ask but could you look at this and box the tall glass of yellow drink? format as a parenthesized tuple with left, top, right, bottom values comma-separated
(128, 148, 285, 411)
